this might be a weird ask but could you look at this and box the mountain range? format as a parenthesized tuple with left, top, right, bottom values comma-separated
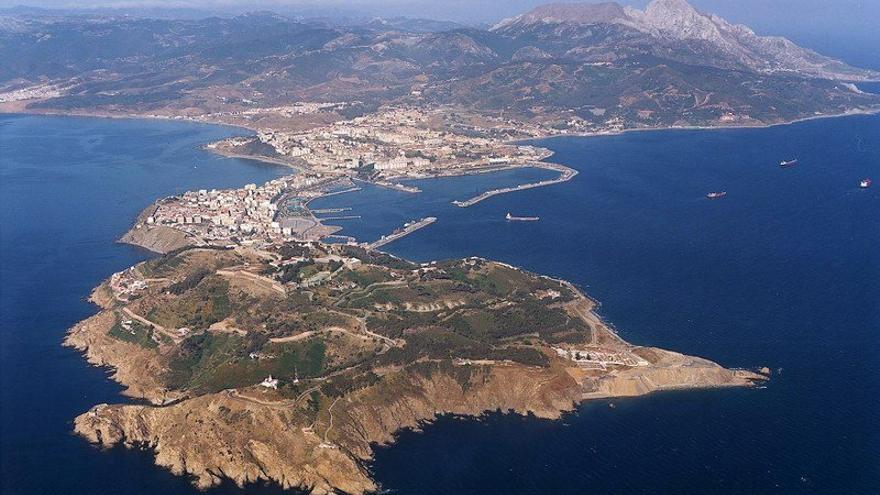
(1, 0, 878, 129)
(494, 0, 876, 81)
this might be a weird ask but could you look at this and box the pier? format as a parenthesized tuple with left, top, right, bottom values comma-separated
(312, 207, 352, 214)
(319, 215, 362, 221)
(373, 180, 422, 193)
(452, 164, 577, 208)
(365, 217, 437, 250)
(320, 186, 361, 198)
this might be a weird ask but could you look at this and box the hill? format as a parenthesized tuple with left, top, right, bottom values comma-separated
(67, 242, 765, 493)
(1, 0, 878, 130)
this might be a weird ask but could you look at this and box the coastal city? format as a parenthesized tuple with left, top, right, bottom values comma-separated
(212, 106, 559, 178)
(132, 105, 577, 251)
(9, 1, 872, 494)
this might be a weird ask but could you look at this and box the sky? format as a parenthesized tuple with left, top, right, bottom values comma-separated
(4, 0, 878, 28)
(2, 0, 879, 67)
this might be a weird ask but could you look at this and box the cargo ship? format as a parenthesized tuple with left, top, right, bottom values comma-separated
(706, 191, 727, 199)
(860, 178, 872, 188)
(779, 159, 798, 168)
(506, 212, 539, 221)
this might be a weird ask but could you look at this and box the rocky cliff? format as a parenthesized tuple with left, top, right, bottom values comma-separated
(74, 348, 759, 494)
(119, 225, 197, 255)
(66, 242, 766, 494)
(493, 0, 880, 81)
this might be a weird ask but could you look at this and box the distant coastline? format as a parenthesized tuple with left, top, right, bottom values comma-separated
(5, 102, 880, 142)
(8, 104, 878, 248)
(504, 106, 880, 147)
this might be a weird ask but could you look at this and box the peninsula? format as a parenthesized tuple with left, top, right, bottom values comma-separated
(68, 241, 766, 494)
(10, 0, 879, 492)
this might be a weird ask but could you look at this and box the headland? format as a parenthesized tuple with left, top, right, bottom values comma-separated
(68, 202, 768, 495)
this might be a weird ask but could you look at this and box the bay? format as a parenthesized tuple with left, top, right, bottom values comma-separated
(313, 115, 880, 494)
(1, 112, 878, 494)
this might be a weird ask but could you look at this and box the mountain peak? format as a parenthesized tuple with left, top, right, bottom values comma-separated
(637, 0, 724, 42)
(646, 0, 699, 15)
(492, 2, 631, 31)
(491, 1, 879, 81)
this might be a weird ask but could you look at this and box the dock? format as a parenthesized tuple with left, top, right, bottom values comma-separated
(365, 217, 437, 250)
(373, 181, 422, 193)
(319, 215, 362, 221)
(312, 207, 352, 214)
(320, 186, 361, 198)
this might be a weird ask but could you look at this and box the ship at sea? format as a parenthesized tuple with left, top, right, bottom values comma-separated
(706, 191, 727, 199)
(780, 159, 798, 167)
(860, 178, 872, 188)
(506, 212, 540, 221)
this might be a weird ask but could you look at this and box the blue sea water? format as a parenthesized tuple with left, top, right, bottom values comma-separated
(316, 115, 880, 494)
(1, 112, 878, 494)
(0, 115, 290, 494)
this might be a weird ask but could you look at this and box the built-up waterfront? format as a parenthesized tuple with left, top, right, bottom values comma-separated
(131, 105, 577, 253)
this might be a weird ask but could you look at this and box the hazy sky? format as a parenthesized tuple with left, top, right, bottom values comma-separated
(4, 0, 878, 29)
(3, 0, 879, 67)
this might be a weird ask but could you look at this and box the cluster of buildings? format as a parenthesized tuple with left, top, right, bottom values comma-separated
(238, 102, 351, 117)
(246, 106, 550, 178)
(109, 268, 149, 302)
(138, 104, 568, 252)
(0, 82, 67, 103)
(193, 100, 354, 123)
(554, 347, 650, 370)
(145, 173, 334, 246)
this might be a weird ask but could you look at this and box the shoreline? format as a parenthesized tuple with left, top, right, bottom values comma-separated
(529, 106, 880, 142)
(7, 102, 880, 145)
(8, 104, 879, 253)
(32, 107, 777, 494)
(13, 105, 877, 256)
(58, 104, 875, 254)
(204, 147, 306, 173)
(67, 244, 767, 494)
(6, 103, 878, 164)
(0, 107, 260, 132)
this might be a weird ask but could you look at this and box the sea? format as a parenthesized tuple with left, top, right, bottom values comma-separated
(1, 110, 878, 495)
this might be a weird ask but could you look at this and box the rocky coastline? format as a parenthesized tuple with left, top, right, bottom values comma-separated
(66, 244, 766, 495)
